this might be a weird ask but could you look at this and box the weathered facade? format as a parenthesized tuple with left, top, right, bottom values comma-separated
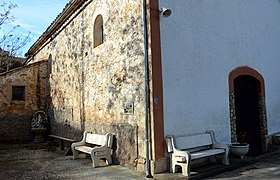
(27, 0, 147, 171)
(0, 61, 48, 142)
(2, 0, 278, 176)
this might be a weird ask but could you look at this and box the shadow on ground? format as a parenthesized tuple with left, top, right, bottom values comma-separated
(1, 143, 280, 180)
(0, 143, 145, 180)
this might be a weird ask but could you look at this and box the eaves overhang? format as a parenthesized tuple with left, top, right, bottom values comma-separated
(26, 0, 86, 58)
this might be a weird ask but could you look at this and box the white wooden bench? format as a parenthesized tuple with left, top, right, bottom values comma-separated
(71, 131, 113, 168)
(166, 130, 229, 177)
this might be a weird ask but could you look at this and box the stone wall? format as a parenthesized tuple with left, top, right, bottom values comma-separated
(29, 0, 146, 170)
(0, 61, 48, 142)
(229, 91, 268, 152)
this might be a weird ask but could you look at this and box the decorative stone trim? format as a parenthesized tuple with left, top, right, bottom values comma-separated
(229, 92, 268, 152)
(229, 66, 268, 153)
(229, 91, 237, 142)
(258, 95, 268, 152)
(228, 66, 265, 96)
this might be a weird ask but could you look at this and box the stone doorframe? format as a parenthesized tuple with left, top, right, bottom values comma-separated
(228, 66, 268, 152)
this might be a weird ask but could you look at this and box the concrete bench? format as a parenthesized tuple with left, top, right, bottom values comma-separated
(166, 130, 229, 177)
(71, 131, 113, 167)
(49, 134, 76, 156)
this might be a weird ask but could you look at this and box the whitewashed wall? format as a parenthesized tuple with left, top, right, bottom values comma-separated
(159, 0, 280, 142)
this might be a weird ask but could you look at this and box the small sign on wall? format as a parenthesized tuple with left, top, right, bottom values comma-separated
(124, 102, 134, 115)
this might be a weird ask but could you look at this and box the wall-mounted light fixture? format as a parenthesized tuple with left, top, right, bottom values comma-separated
(161, 7, 172, 18)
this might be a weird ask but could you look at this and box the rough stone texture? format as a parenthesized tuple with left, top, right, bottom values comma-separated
(229, 91, 237, 142)
(0, 61, 48, 115)
(85, 123, 138, 170)
(29, 0, 146, 170)
(259, 95, 268, 152)
(0, 61, 48, 142)
(48, 109, 139, 169)
(0, 116, 33, 142)
(229, 91, 268, 152)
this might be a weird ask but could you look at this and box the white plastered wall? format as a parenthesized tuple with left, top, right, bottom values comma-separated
(159, 0, 280, 143)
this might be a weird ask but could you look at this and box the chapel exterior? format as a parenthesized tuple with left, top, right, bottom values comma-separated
(1, 0, 280, 174)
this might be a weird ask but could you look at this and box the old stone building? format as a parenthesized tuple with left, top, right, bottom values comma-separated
(26, 0, 153, 172)
(0, 60, 48, 142)
(1, 0, 280, 176)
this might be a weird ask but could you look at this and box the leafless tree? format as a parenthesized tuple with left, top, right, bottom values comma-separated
(0, 2, 31, 73)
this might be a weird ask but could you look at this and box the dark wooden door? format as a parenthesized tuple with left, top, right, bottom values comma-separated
(234, 75, 262, 156)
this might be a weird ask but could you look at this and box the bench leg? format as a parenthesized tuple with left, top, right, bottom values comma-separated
(222, 154, 229, 165)
(182, 162, 191, 177)
(181, 164, 187, 177)
(91, 156, 100, 168)
(60, 140, 64, 150)
(65, 147, 73, 156)
(71, 145, 78, 160)
(170, 163, 176, 173)
(170, 157, 177, 173)
(171, 161, 191, 177)
(106, 155, 112, 165)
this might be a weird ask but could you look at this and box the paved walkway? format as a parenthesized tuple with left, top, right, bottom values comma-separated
(205, 152, 280, 180)
(1, 143, 280, 179)
(0, 143, 145, 180)
(155, 149, 280, 179)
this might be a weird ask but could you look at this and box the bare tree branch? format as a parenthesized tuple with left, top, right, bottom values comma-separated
(0, 1, 31, 73)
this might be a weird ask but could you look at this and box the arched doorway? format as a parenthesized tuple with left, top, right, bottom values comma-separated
(234, 75, 261, 155)
(229, 67, 267, 156)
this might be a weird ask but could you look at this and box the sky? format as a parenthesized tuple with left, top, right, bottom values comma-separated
(1, 0, 69, 57)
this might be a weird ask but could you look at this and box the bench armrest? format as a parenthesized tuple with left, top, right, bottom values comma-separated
(91, 145, 111, 156)
(173, 149, 191, 159)
(206, 130, 229, 151)
(71, 131, 89, 150)
(212, 143, 229, 150)
(71, 140, 87, 160)
(166, 135, 191, 160)
(72, 141, 86, 147)
(207, 130, 230, 165)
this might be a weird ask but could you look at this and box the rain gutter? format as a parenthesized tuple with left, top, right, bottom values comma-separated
(142, 0, 153, 178)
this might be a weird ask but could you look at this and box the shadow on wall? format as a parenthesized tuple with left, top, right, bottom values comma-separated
(47, 108, 138, 169)
(45, 55, 139, 169)
(0, 115, 34, 142)
(0, 60, 49, 142)
(0, 54, 140, 169)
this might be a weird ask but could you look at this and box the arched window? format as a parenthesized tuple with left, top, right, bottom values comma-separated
(94, 15, 103, 48)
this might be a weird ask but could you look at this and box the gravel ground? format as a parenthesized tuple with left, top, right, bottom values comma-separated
(1, 143, 280, 180)
(0, 143, 145, 180)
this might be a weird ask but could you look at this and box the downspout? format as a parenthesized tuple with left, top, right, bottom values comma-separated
(142, 0, 153, 178)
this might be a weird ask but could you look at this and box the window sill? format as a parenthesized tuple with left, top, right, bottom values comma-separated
(10, 100, 25, 105)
